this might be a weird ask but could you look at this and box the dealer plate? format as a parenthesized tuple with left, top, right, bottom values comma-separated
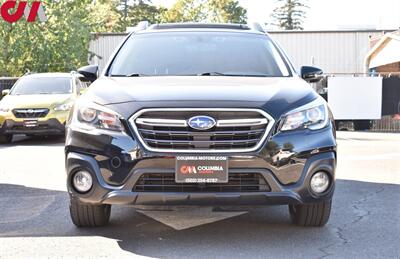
(23, 120, 38, 128)
(175, 156, 228, 183)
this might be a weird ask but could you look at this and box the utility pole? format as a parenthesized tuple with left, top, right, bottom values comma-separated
(123, 0, 128, 21)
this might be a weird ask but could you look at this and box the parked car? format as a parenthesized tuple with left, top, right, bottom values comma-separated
(66, 23, 337, 228)
(0, 72, 87, 143)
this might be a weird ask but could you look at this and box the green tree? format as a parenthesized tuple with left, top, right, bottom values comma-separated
(162, 0, 247, 23)
(0, 0, 94, 76)
(114, 0, 165, 31)
(88, 0, 121, 33)
(207, 0, 247, 23)
(271, 0, 308, 30)
(161, 0, 206, 23)
(127, 2, 167, 26)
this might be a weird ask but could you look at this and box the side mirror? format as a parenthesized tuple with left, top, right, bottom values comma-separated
(300, 66, 323, 83)
(77, 65, 99, 83)
(2, 89, 10, 96)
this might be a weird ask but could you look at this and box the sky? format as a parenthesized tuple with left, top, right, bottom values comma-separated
(153, 0, 400, 30)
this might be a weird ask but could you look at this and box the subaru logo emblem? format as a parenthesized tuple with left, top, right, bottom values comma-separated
(188, 116, 216, 130)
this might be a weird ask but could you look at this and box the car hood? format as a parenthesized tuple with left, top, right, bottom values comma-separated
(86, 76, 319, 119)
(0, 94, 72, 109)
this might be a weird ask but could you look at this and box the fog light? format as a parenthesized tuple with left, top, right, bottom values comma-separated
(310, 171, 330, 194)
(73, 171, 93, 193)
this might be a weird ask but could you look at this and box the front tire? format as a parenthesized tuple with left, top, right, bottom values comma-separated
(0, 134, 12, 144)
(289, 198, 332, 227)
(69, 197, 111, 227)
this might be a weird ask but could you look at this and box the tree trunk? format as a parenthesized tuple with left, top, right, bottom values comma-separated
(1, 24, 13, 76)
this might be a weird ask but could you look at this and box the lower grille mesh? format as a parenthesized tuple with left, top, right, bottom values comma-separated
(133, 173, 270, 193)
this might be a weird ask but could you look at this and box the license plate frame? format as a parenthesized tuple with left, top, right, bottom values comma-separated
(175, 156, 229, 184)
(23, 120, 39, 128)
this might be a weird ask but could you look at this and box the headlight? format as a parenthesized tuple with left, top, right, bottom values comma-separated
(280, 98, 329, 131)
(73, 101, 124, 132)
(54, 102, 74, 111)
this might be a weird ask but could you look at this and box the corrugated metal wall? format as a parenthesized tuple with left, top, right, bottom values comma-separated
(0, 78, 18, 101)
(89, 30, 388, 74)
(89, 33, 128, 73)
(0, 78, 18, 91)
(271, 31, 383, 74)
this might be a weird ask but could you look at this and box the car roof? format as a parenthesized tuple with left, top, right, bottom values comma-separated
(136, 23, 267, 36)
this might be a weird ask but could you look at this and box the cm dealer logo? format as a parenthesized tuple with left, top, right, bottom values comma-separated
(1, 1, 47, 23)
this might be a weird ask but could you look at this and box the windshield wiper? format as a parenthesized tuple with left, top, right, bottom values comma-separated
(199, 72, 228, 76)
(109, 73, 149, 77)
(198, 72, 270, 77)
(126, 73, 150, 77)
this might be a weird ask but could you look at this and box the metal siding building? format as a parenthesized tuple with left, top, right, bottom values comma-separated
(89, 33, 128, 73)
(270, 30, 390, 74)
(89, 30, 390, 74)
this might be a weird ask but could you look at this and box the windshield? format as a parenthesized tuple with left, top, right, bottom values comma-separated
(11, 77, 72, 95)
(108, 32, 291, 77)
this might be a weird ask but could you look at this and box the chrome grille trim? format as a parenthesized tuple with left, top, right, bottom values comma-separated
(129, 108, 276, 153)
(138, 128, 265, 136)
(136, 117, 269, 128)
(217, 118, 269, 127)
(12, 108, 49, 118)
(136, 118, 188, 127)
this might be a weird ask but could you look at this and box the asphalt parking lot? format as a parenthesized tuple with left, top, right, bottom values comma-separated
(0, 132, 399, 259)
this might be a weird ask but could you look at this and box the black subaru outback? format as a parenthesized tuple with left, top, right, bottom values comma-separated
(66, 23, 336, 227)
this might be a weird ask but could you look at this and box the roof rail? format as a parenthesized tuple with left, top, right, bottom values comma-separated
(23, 69, 32, 76)
(126, 21, 150, 33)
(149, 22, 266, 33)
(137, 21, 150, 30)
(150, 23, 251, 31)
(248, 22, 265, 33)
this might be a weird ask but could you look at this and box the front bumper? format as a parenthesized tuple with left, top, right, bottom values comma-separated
(0, 111, 68, 135)
(67, 151, 335, 206)
(0, 119, 66, 135)
(65, 122, 337, 206)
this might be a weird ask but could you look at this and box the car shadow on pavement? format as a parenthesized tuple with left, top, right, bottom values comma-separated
(0, 180, 399, 258)
(1, 135, 64, 147)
